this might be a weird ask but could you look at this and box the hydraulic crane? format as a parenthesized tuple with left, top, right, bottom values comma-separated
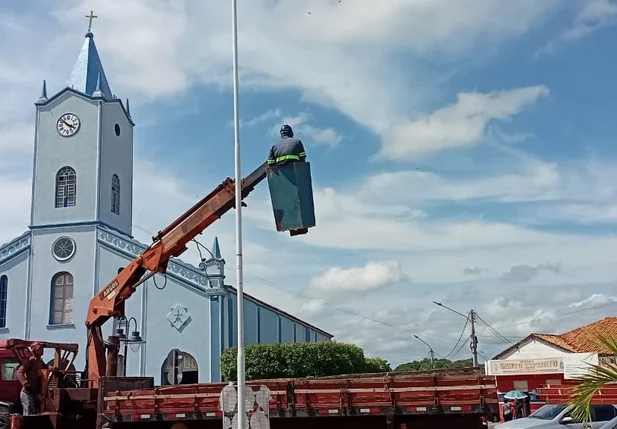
(84, 162, 269, 388)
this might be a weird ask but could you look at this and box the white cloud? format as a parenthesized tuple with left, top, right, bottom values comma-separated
(41, 0, 568, 144)
(309, 260, 409, 298)
(321, 284, 617, 365)
(364, 160, 561, 204)
(382, 86, 550, 160)
(242, 109, 283, 128)
(569, 293, 617, 308)
(536, 0, 617, 57)
(264, 112, 343, 148)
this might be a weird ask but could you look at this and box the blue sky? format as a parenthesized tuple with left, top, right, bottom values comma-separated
(1, 0, 617, 366)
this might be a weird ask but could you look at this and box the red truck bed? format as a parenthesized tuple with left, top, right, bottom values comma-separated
(99, 369, 498, 426)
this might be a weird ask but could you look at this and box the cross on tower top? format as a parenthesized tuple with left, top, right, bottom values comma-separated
(85, 10, 98, 33)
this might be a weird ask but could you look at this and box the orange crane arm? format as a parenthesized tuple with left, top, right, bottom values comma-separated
(85, 162, 268, 387)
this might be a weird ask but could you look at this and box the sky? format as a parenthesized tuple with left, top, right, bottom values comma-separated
(1, 0, 617, 368)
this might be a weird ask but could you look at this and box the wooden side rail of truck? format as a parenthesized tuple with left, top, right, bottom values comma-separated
(97, 368, 498, 429)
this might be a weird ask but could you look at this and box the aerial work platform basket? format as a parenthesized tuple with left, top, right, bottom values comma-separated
(266, 162, 316, 236)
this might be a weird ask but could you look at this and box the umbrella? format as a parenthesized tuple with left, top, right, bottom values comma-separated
(504, 390, 528, 400)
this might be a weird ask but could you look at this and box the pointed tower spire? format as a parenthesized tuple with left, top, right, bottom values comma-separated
(212, 237, 222, 259)
(67, 28, 112, 98)
(38, 80, 48, 102)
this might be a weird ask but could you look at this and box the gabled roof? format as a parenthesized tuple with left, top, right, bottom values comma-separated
(66, 32, 112, 99)
(493, 317, 617, 359)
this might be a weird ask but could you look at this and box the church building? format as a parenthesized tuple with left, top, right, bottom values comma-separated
(0, 27, 332, 384)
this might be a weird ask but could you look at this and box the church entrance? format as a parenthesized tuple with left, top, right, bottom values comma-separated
(161, 349, 199, 385)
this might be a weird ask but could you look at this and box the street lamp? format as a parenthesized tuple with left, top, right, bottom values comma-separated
(413, 334, 435, 369)
(116, 316, 145, 375)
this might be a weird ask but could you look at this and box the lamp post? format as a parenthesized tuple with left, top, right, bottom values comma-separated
(116, 316, 145, 376)
(413, 334, 435, 369)
(230, 0, 247, 426)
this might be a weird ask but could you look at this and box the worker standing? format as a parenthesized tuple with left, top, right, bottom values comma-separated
(16, 343, 47, 415)
(267, 124, 307, 166)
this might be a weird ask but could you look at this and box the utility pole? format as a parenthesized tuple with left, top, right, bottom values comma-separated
(470, 309, 478, 367)
(433, 302, 479, 367)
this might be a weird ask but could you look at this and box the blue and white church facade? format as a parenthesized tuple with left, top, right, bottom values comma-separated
(0, 30, 332, 384)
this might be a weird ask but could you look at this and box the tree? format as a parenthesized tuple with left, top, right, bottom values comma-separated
(394, 358, 473, 372)
(568, 335, 617, 424)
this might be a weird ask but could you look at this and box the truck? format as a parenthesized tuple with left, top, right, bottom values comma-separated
(4, 161, 499, 428)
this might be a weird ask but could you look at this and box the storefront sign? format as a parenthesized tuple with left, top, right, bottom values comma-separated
(487, 358, 563, 376)
(563, 353, 599, 379)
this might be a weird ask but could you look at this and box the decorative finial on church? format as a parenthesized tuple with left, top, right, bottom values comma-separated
(38, 80, 48, 102)
(93, 73, 104, 98)
(126, 99, 132, 117)
(85, 10, 98, 37)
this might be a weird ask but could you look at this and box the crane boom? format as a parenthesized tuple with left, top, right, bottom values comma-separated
(85, 162, 268, 387)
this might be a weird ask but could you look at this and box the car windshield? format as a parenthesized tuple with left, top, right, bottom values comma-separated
(529, 404, 567, 420)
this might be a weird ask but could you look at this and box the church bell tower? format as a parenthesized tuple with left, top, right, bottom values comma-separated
(30, 22, 135, 237)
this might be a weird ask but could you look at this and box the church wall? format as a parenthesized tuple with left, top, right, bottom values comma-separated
(32, 94, 100, 226)
(0, 246, 30, 339)
(244, 300, 259, 344)
(96, 244, 143, 376)
(315, 332, 330, 342)
(98, 102, 134, 235)
(280, 317, 295, 342)
(141, 274, 212, 384)
(225, 291, 331, 349)
(27, 226, 116, 370)
(295, 323, 306, 342)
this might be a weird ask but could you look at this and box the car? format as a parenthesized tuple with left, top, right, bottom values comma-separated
(494, 403, 617, 429)
(598, 416, 617, 429)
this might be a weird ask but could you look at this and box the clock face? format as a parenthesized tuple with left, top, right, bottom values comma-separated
(57, 113, 81, 137)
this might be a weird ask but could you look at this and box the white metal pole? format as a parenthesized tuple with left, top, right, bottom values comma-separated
(231, 0, 246, 427)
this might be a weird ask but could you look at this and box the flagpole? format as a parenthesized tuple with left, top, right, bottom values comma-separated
(231, 0, 246, 427)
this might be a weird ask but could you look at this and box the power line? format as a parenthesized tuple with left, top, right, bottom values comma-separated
(443, 316, 469, 359)
(475, 313, 514, 344)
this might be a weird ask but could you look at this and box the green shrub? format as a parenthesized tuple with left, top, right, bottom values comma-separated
(221, 342, 378, 381)
(364, 356, 392, 373)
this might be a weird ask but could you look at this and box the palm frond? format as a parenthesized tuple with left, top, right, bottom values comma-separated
(567, 333, 617, 424)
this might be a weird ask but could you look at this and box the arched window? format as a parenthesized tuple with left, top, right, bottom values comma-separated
(55, 167, 77, 208)
(0, 276, 7, 328)
(50, 272, 74, 325)
(111, 174, 120, 215)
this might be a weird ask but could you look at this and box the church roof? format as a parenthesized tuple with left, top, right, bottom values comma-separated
(66, 32, 113, 99)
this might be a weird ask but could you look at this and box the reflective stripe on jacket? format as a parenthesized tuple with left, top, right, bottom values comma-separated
(267, 137, 306, 165)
